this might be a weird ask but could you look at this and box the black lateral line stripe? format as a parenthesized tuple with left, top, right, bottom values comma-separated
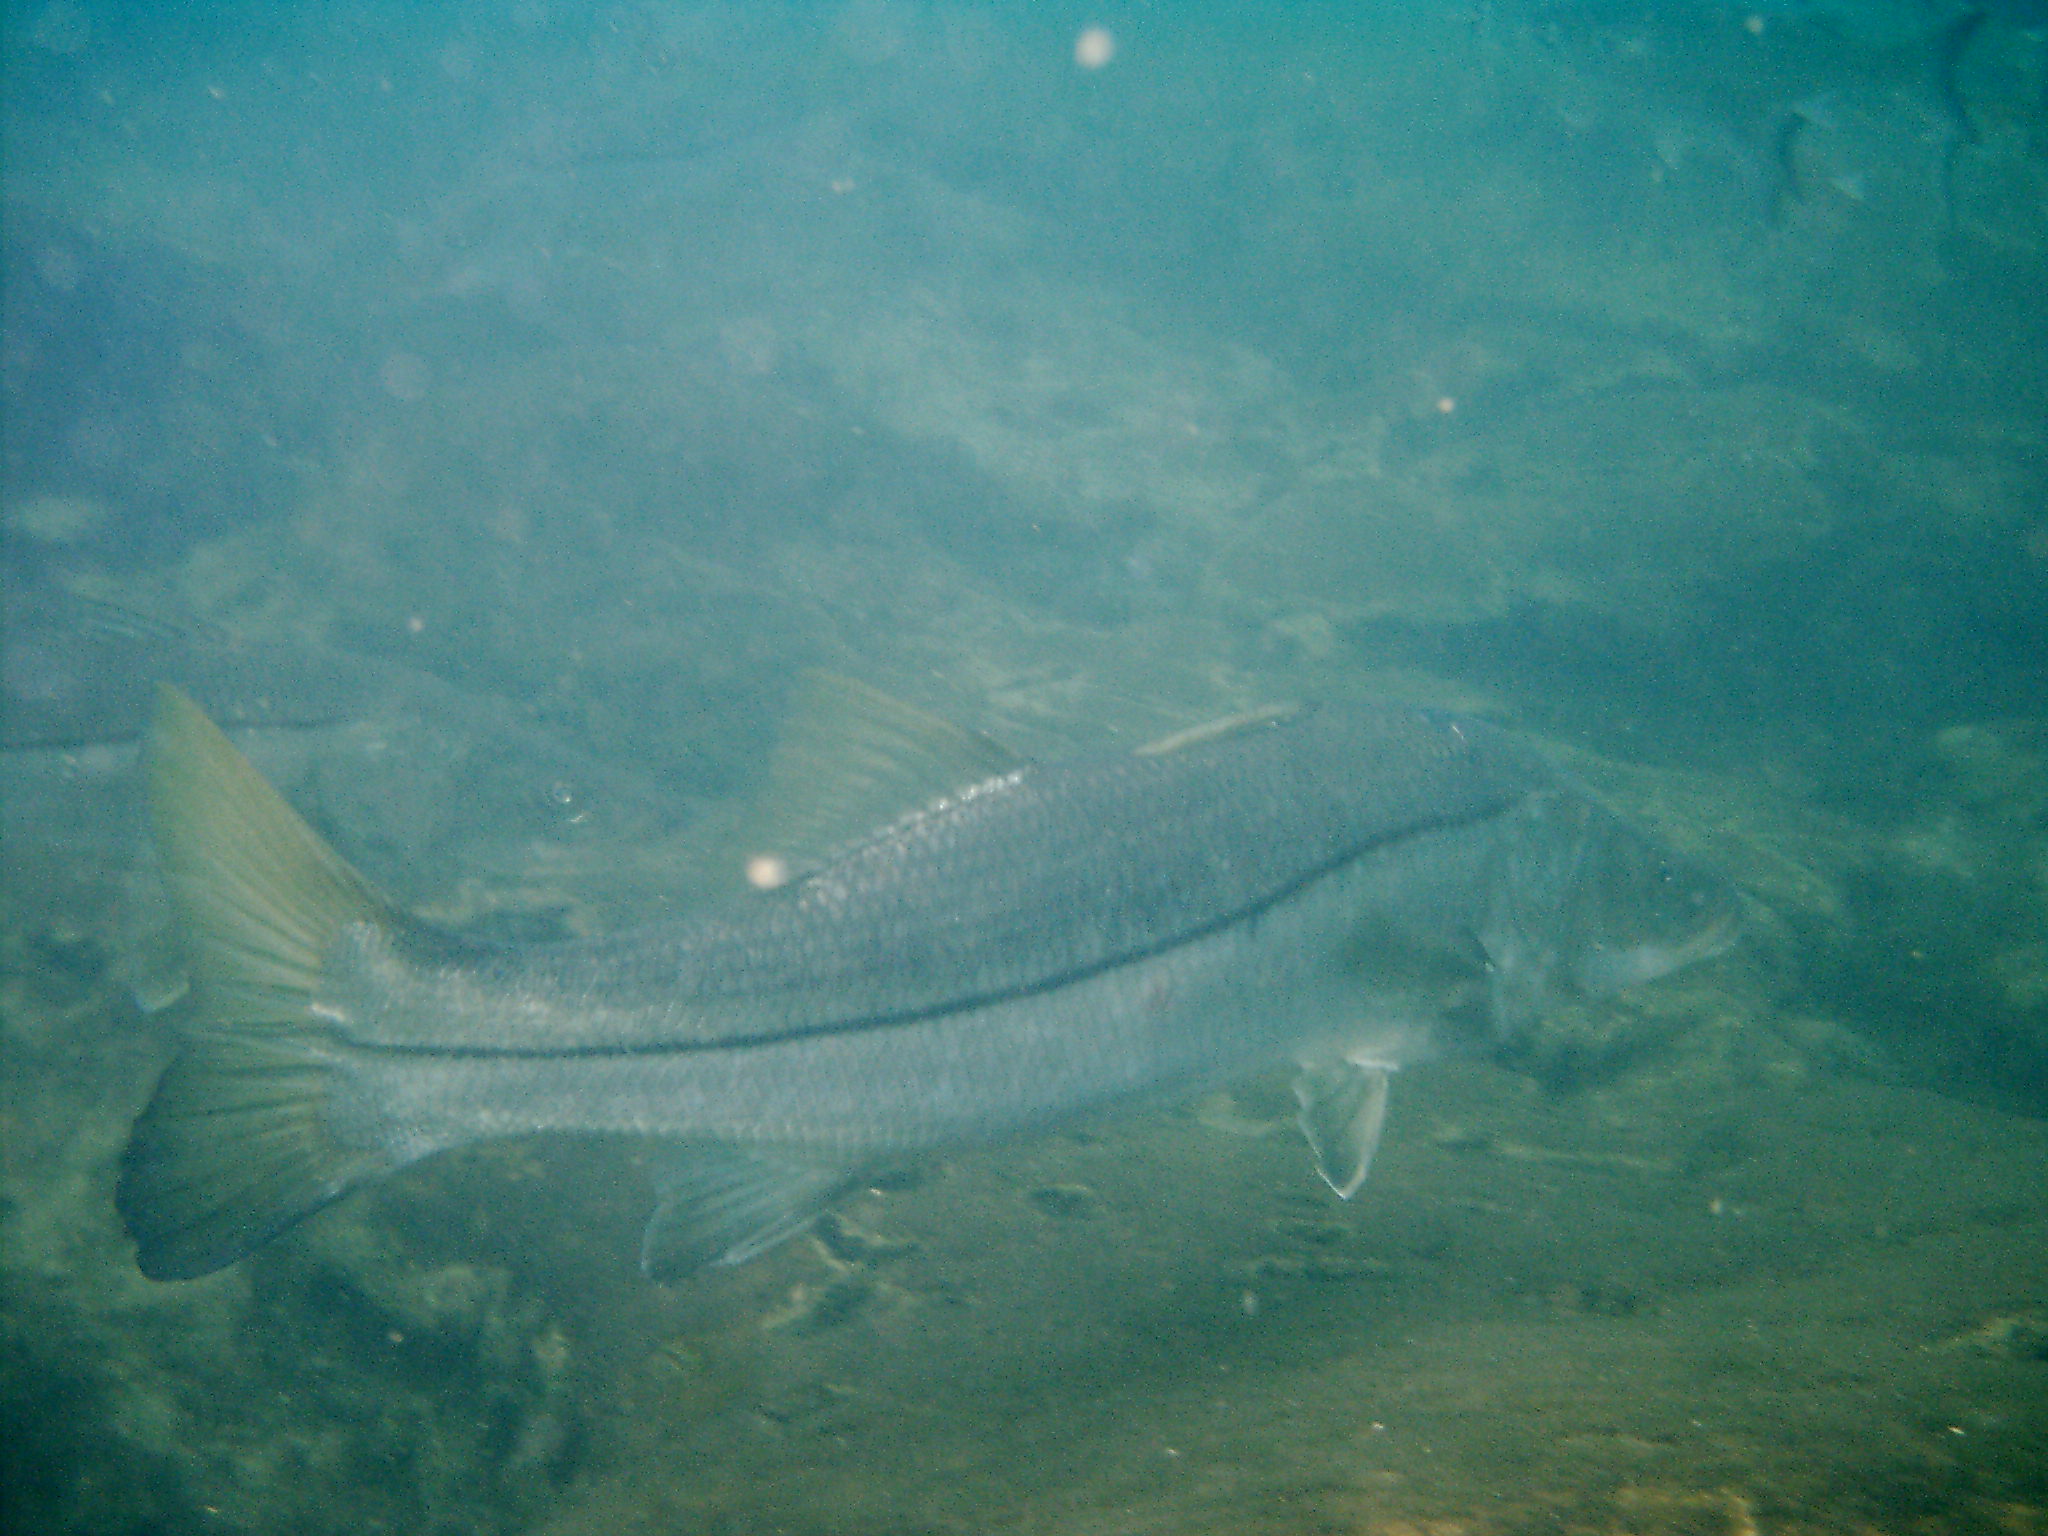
(348, 797, 1514, 1062)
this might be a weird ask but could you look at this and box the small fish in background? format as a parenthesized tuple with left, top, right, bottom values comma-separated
(1927, 3, 1989, 235)
(0, 215, 312, 565)
(1758, 3, 2014, 236)
(2, 575, 687, 1008)
(118, 680, 1743, 1284)
(1, 578, 396, 750)
(1762, 91, 1848, 224)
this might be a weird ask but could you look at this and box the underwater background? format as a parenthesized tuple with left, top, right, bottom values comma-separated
(3, 1, 2045, 1531)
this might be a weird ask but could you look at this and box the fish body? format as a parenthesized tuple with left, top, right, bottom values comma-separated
(119, 687, 1739, 1281)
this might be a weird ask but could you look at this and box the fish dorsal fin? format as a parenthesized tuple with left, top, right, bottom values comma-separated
(1135, 702, 1299, 757)
(1294, 1058, 1396, 1200)
(744, 672, 1024, 878)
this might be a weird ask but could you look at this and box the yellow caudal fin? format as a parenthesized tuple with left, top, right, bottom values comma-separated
(117, 686, 400, 1279)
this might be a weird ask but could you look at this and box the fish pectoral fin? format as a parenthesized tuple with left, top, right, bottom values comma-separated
(641, 1144, 855, 1282)
(1293, 1060, 1395, 1201)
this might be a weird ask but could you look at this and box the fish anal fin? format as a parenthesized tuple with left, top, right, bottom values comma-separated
(641, 1144, 855, 1281)
(1294, 1059, 1395, 1200)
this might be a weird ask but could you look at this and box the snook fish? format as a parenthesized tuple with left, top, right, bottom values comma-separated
(119, 685, 1740, 1282)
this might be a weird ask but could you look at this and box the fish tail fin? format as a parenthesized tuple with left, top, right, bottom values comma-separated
(118, 685, 401, 1280)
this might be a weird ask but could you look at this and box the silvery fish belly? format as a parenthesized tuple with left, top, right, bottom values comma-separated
(117, 686, 1742, 1282)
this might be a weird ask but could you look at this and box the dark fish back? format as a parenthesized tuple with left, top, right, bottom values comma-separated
(426, 704, 1541, 1050)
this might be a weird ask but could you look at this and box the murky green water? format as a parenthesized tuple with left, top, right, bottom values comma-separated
(4, 3, 2044, 1531)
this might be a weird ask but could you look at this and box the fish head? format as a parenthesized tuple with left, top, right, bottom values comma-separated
(1559, 822, 1745, 997)
(1481, 791, 1744, 1039)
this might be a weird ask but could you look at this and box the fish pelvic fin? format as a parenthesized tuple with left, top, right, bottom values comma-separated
(1294, 1059, 1395, 1201)
(118, 685, 401, 1280)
